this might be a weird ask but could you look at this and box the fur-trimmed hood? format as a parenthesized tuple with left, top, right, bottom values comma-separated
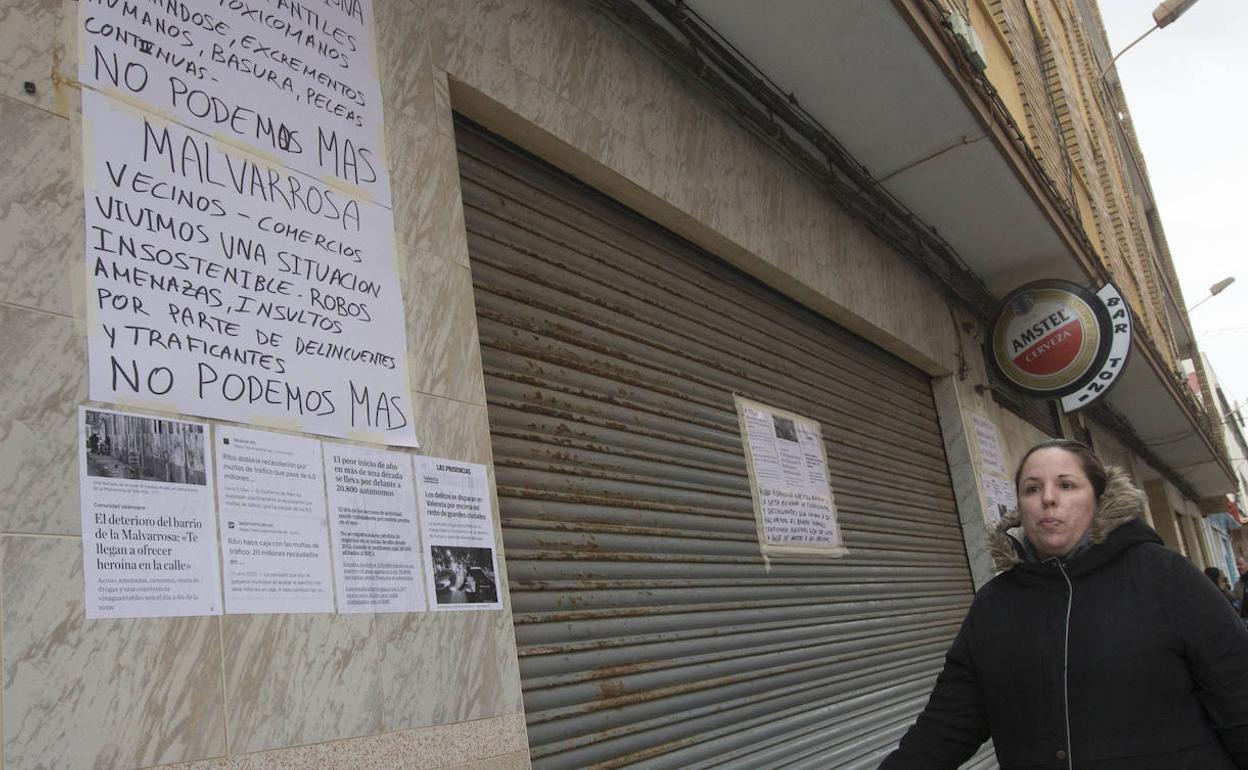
(987, 465, 1147, 571)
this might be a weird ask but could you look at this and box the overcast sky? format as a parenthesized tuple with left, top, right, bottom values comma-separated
(1098, 0, 1248, 419)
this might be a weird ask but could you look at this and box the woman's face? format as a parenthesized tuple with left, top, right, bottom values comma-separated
(1018, 447, 1098, 561)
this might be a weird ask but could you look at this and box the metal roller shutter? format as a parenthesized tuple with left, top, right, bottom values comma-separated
(457, 118, 990, 769)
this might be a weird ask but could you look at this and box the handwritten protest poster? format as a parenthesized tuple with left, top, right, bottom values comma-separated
(82, 91, 416, 445)
(735, 396, 846, 557)
(324, 444, 426, 613)
(78, 0, 391, 205)
(414, 457, 502, 611)
(215, 426, 334, 614)
(79, 406, 222, 618)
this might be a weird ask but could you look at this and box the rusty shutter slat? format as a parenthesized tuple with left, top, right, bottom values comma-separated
(457, 118, 988, 769)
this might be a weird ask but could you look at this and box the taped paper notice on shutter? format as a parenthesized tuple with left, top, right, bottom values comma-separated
(735, 396, 846, 558)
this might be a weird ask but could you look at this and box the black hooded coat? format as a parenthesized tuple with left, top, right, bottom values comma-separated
(880, 467, 1248, 769)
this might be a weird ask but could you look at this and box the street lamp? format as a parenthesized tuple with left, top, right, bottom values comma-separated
(1188, 276, 1236, 312)
(1100, 0, 1202, 78)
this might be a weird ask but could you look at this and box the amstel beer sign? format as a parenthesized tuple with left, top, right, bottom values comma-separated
(989, 280, 1131, 413)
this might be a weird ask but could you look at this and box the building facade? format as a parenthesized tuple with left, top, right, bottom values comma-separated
(0, 0, 1234, 768)
(1192, 356, 1248, 574)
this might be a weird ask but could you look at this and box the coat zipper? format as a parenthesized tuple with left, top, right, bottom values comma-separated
(1057, 561, 1074, 770)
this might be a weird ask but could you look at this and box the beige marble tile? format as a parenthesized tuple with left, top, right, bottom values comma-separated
(437, 0, 513, 77)
(221, 613, 383, 754)
(503, 0, 592, 98)
(387, 106, 470, 268)
(428, 131, 471, 268)
(567, 106, 613, 167)
(375, 0, 439, 125)
(151, 713, 529, 769)
(0, 0, 72, 115)
(377, 606, 523, 731)
(541, 11, 684, 162)
(443, 25, 592, 153)
(404, 252, 486, 404)
(666, 108, 718, 214)
(433, 68, 453, 138)
(410, 392, 492, 465)
(597, 127, 669, 205)
(494, 1, 615, 128)
(626, 66, 708, 167)
(2, 535, 227, 768)
(0, 96, 79, 316)
(0, 307, 86, 535)
(447, 66, 619, 186)
(386, 95, 438, 249)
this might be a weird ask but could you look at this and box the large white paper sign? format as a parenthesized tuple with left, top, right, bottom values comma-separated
(735, 396, 846, 557)
(79, 0, 391, 204)
(215, 426, 335, 613)
(84, 91, 416, 446)
(324, 444, 426, 612)
(79, 406, 222, 618)
(415, 457, 502, 611)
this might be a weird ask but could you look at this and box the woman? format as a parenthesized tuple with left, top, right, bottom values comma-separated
(881, 439, 1248, 769)
(1233, 555, 1248, 614)
(1206, 566, 1237, 605)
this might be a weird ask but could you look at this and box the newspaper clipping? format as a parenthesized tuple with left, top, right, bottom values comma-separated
(215, 426, 335, 614)
(415, 457, 501, 611)
(982, 473, 1018, 525)
(79, 406, 221, 618)
(324, 444, 426, 612)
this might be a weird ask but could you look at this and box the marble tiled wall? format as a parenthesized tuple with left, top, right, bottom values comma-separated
(2, 0, 524, 764)
(3, 0, 982, 765)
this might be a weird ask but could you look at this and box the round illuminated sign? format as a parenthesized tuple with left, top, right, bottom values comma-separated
(989, 280, 1113, 399)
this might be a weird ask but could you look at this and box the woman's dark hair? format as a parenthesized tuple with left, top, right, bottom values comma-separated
(1206, 567, 1225, 585)
(1014, 439, 1108, 499)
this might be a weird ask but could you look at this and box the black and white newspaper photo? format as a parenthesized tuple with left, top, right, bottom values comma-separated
(415, 457, 502, 611)
(79, 406, 222, 618)
(215, 426, 335, 614)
